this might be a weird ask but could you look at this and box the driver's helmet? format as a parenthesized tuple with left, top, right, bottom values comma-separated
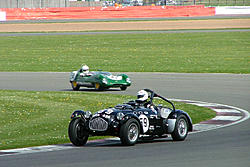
(82, 65, 89, 73)
(136, 90, 148, 103)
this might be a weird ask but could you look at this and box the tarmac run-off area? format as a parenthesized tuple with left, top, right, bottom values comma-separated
(0, 19, 250, 32)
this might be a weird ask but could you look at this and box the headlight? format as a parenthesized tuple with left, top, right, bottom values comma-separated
(116, 112, 125, 120)
(110, 115, 115, 122)
(160, 108, 171, 119)
(126, 78, 131, 83)
(102, 78, 108, 84)
(84, 111, 92, 119)
(106, 109, 114, 114)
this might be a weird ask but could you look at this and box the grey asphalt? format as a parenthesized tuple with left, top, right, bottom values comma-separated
(0, 72, 249, 167)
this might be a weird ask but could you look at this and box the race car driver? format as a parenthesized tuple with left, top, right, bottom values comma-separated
(136, 90, 157, 113)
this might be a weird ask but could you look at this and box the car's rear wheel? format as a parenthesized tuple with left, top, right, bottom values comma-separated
(120, 118, 140, 146)
(171, 115, 188, 141)
(71, 81, 80, 91)
(68, 118, 89, 146)
(120, 86, 127, 91)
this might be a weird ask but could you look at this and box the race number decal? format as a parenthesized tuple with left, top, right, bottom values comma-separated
(139, 114, 149, 133)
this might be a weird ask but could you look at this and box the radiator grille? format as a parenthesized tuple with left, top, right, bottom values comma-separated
(89, 117, 108, 131)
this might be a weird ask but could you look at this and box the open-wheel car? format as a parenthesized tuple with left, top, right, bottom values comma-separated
(68, 89, 192, 146)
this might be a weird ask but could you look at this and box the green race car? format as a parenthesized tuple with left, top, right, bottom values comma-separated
(70, 69, 131, 91)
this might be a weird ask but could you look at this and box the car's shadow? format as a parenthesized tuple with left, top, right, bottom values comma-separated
(63, 137, 173, 148)
(61, 88, 122, 92)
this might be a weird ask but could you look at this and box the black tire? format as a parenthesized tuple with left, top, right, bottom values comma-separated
(94, 83, 104, 91)
(71, 81, 80, 91)
(171, 115, 188, 141)
(68, 118, 89, 146)
(120, 118, 140, 146)
(120, 86, 127, 91)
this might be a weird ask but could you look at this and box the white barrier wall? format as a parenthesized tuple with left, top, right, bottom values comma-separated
(0, 11, 6, 21)
(0, 0, 69, 8)
(216, 6, 250, 15)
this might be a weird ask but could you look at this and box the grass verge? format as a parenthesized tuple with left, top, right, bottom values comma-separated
(0, 89, 215, 150)
(0, 32, 249, 73)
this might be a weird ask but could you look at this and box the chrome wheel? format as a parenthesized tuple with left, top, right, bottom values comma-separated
(177, 118, 187, 138)
(120, 118, 140, 146)
(171, 115, 189, 141)
(128, 123, 139, 142)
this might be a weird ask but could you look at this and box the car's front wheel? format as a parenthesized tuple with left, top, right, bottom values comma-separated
(68, 118, 89, 146)
(94, 83, 104, 91)
(171, 115, 188, 141)
(120, 118, 140, 146)
(71, 81, 80, 91)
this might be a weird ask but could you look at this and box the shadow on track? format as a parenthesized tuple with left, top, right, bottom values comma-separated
(63, 137, 173, 148)
(61, 88, 122, 92)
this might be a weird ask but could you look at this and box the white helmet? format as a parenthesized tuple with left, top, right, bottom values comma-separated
(82, 65, 89, 72)
(137, 90, 148, 103)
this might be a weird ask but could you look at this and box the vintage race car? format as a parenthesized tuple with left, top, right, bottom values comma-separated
(69, 69, 131, 91)
(68, 89, 193, 146)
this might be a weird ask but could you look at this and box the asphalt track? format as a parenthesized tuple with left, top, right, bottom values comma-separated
(0, 72, 249, 167)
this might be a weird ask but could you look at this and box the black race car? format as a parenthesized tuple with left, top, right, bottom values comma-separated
(68, 89, 192, 146)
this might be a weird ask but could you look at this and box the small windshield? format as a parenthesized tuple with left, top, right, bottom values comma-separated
(92, 71, 112, 76)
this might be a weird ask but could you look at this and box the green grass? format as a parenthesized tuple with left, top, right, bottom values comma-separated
(0, 90, 216, 150)
(0, 32, 249, 73)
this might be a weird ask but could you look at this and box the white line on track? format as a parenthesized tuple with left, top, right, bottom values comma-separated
(213, 108, 241, 113)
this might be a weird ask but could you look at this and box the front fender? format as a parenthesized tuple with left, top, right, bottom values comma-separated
(71, 110, 85, 120)
(167, 110, 193, 133)
(118, 73, 128, 78)
(95, 74, 106, 85)
(70, 71, 78, 82)
(120, 114, 143, 134)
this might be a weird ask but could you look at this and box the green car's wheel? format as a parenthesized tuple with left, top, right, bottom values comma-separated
(68, 118, 89, 146)
(94, 83, 104, 91)
(71, 81, 80, 91)
(120, 86, 127, 91)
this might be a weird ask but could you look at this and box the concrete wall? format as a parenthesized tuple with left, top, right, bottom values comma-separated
(216, 6, 250, 14)
(0, 11, 6, 21)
